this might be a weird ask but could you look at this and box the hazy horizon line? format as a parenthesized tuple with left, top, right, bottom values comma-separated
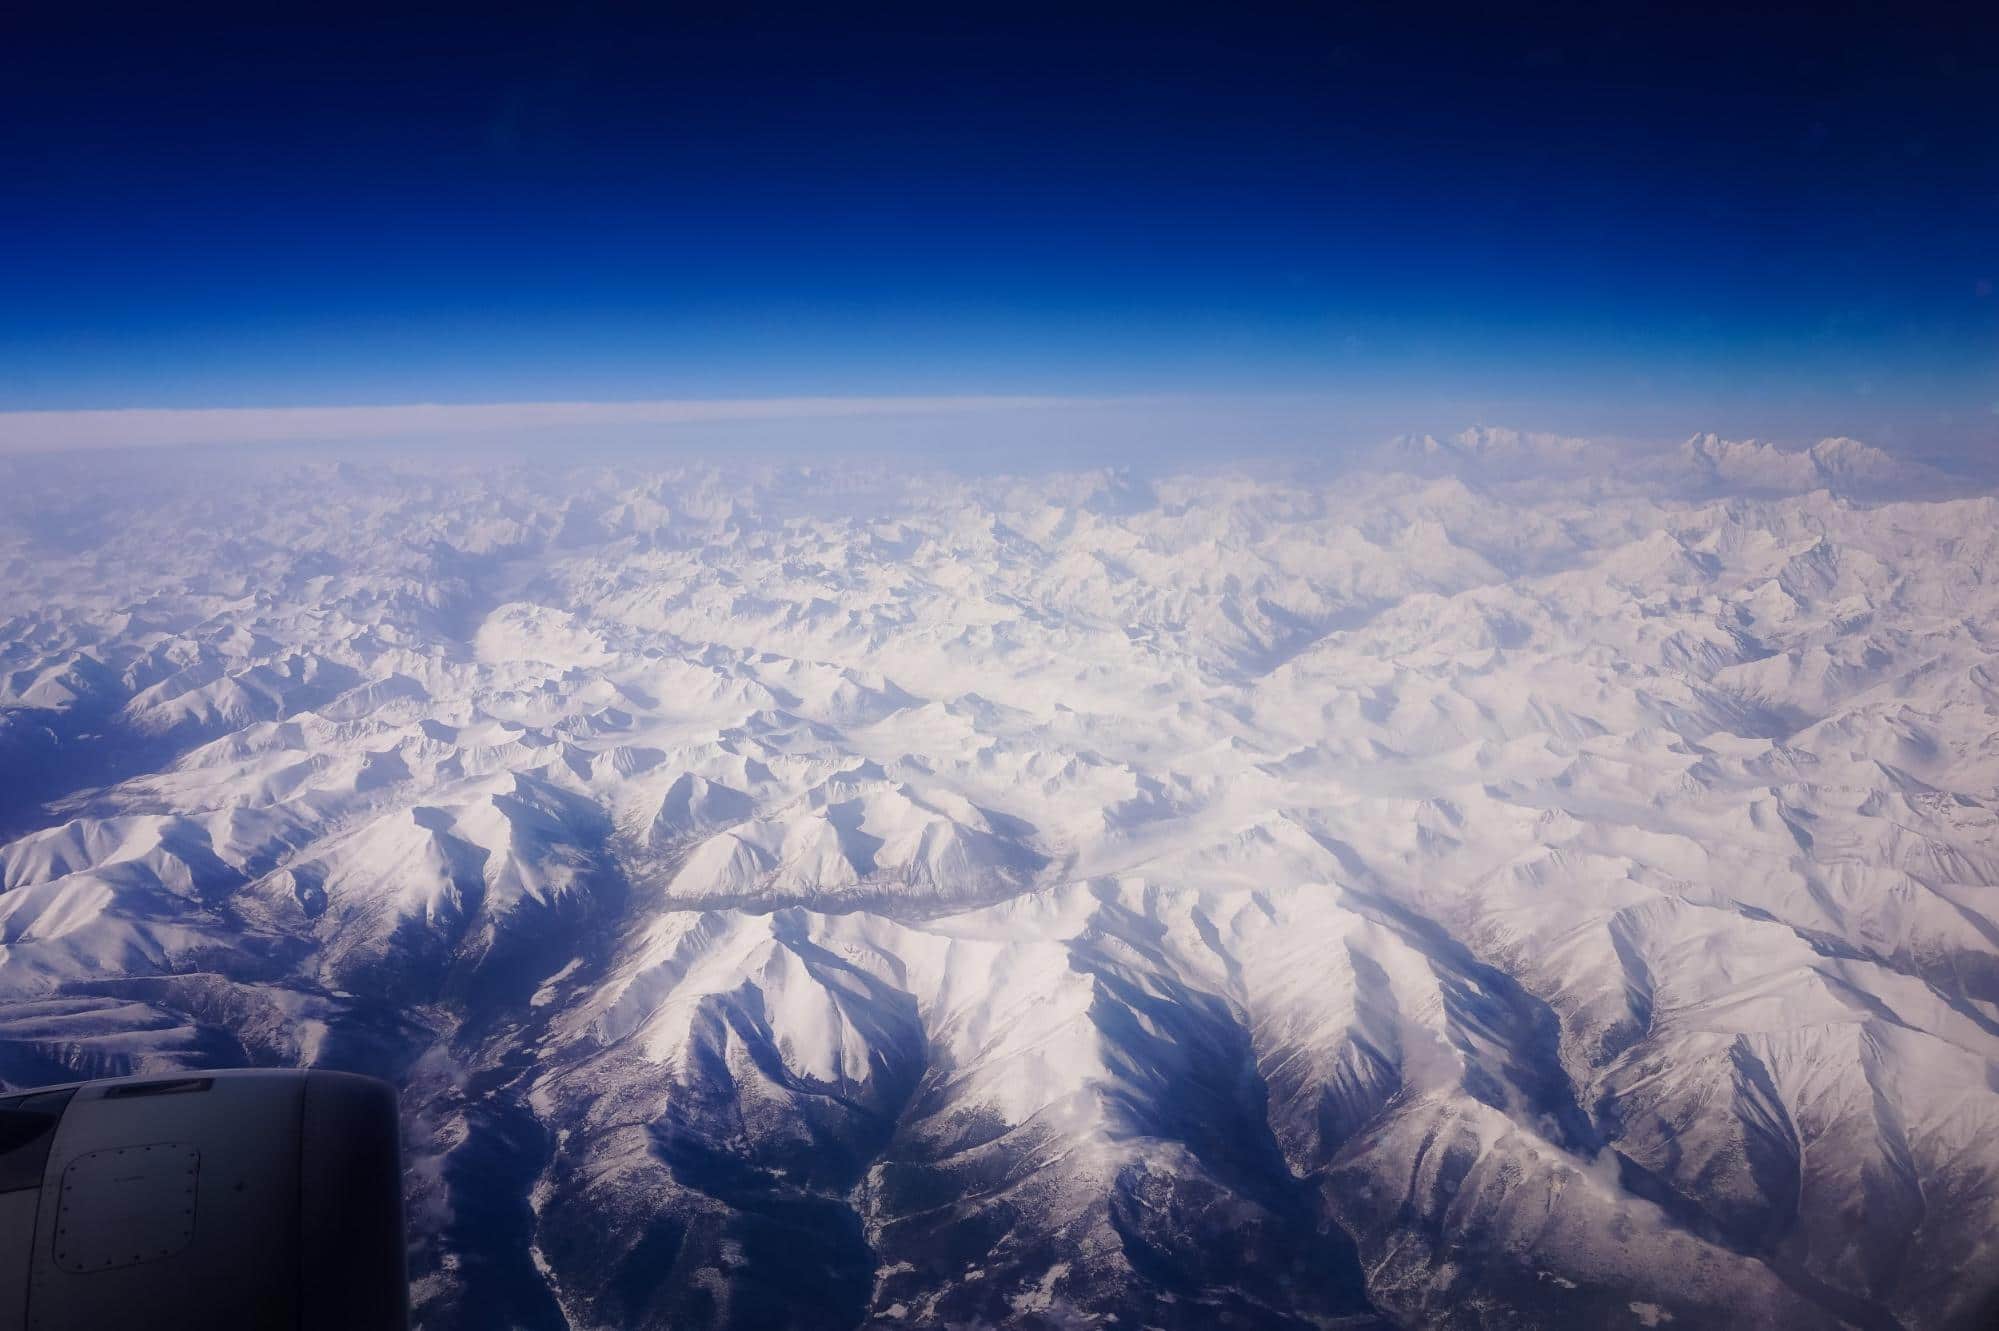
(0, 394, 1153, 455)
(1, 394, 1969, 471)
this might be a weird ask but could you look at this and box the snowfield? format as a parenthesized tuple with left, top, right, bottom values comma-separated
(2, 430, 1997, 1329)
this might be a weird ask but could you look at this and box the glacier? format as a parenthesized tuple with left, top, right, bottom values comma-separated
(1, 429, 1996, 1329)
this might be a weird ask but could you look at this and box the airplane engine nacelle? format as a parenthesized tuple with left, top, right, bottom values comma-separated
(0, 1069, 406, 1331)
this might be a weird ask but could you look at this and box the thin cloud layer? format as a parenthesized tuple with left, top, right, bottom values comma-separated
(0, 395, 1105, 454)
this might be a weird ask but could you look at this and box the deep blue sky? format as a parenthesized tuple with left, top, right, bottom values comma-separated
(3, 2, 1995, 454)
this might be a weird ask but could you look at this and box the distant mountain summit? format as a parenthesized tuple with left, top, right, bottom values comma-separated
(1679, 431, 1928, 493)
(1382, 426, 1954, 503)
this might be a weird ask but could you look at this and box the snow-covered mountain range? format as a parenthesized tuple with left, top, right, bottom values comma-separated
(1, 431, 1995, 1329)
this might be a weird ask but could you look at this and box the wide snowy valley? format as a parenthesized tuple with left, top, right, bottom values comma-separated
(2, 431, 1996, 1329)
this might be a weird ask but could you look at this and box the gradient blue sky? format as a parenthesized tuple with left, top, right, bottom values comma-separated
(3, 3, 1995, 457)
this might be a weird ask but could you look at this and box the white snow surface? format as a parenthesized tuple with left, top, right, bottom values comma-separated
(0, 430, 1995, 1329)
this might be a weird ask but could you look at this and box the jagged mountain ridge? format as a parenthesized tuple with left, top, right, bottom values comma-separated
(0, 433, 1996, 1329)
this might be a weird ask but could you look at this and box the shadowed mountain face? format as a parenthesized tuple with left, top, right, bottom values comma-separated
(2, 433, 1998, 1329)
